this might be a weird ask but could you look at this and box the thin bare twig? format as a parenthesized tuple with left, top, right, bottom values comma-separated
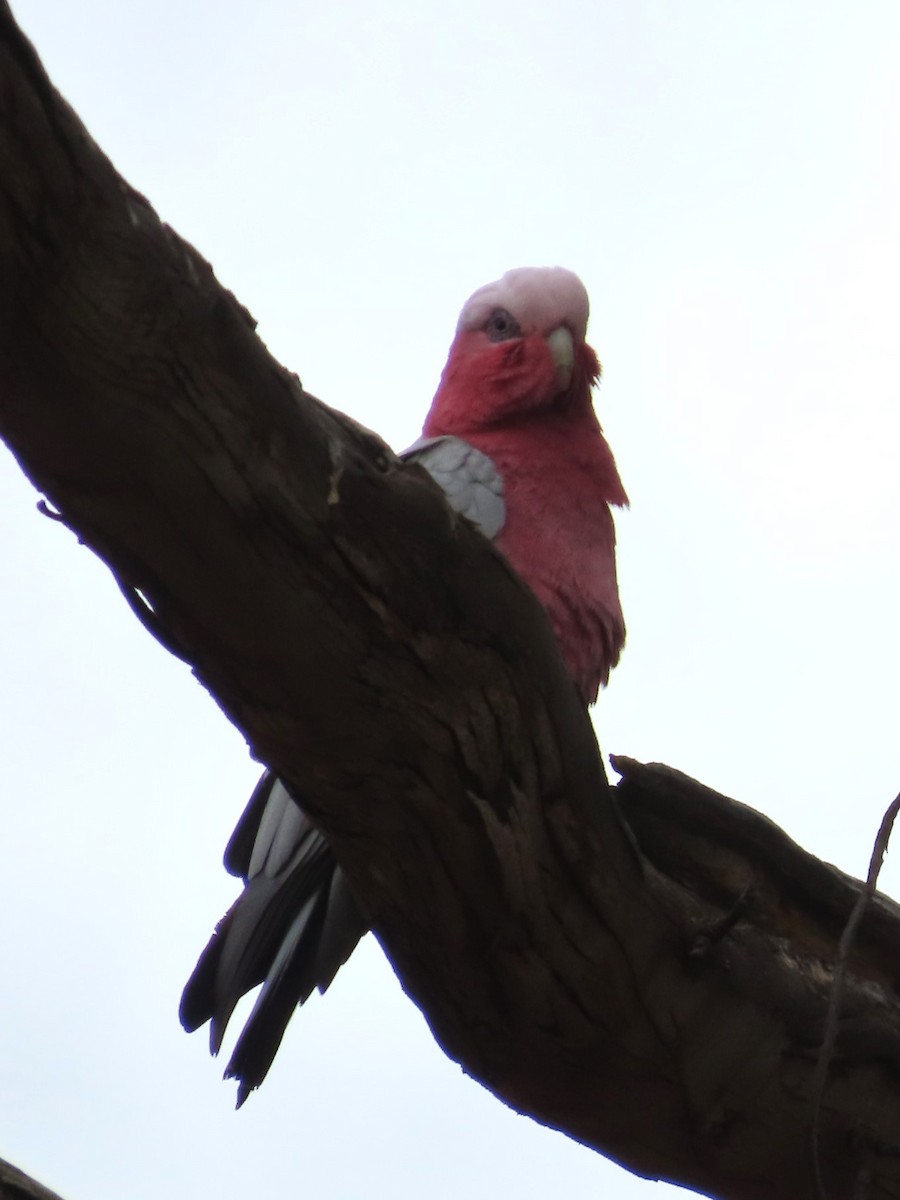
(810, 789, 900, 1200)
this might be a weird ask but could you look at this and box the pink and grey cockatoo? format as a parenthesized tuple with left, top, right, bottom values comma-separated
(180, 266, 628, 1104)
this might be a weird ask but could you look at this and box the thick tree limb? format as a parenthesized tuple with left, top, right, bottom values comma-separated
(1, 5, 899, 1198)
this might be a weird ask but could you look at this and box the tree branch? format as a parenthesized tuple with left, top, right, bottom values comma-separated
(1, 5, 899, 1198)
(0, 1159, 66, 1200)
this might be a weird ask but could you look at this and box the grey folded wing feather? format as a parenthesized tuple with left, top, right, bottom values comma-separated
(181, 435, 505, 1102)
(402, 434, 505, 539)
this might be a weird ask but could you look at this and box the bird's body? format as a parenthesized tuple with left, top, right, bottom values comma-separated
(422, 265, 626, 698)
(438, 420, 624, 699)
(181, 266, 627, 1103)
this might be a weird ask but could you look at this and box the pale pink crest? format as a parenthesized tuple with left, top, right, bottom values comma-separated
(456, 266, 590, 341)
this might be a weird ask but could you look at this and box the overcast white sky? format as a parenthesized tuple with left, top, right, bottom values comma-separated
(2, 2, 899, 1197)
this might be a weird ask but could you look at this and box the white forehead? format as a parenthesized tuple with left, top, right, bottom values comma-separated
(456, 266, 590, 338)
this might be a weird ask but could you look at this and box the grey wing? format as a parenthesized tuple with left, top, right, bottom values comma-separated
(402, 435, 505, 540)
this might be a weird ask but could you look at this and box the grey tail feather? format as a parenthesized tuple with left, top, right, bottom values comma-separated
(181, 774, 367, 1101)
(224, 866, 365, 1105)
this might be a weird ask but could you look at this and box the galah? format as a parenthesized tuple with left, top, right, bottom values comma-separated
(180, 266, 628, 1104)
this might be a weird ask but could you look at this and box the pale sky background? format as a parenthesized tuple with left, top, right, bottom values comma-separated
(1, 2, 899, 1198)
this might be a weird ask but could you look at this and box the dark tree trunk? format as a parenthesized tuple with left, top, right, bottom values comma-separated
(1, 5, 899, 1198)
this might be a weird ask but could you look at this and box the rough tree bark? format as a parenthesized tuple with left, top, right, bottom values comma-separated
(1, 5, 899, 1199)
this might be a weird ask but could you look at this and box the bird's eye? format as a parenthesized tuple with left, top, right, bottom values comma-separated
(485, 308, 521, 342)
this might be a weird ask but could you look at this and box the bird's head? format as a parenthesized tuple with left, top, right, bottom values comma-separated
(426, 266, 601, 435)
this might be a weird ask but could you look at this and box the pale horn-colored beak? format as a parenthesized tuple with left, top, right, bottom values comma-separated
(546, 325, 575, 392)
